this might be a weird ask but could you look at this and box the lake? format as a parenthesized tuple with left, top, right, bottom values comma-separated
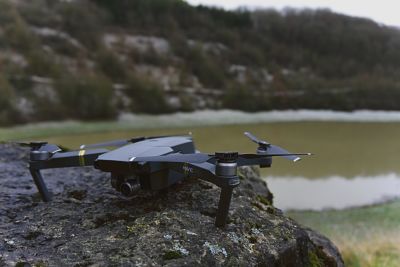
(8, 110, 400, 210)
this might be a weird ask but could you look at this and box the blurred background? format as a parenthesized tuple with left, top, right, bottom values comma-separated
(1, 0, 400, 266)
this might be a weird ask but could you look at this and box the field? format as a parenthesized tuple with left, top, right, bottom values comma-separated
(289, 200, 400, 267)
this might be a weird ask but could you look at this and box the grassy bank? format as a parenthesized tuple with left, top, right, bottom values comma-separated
(288, 200, 400, 267)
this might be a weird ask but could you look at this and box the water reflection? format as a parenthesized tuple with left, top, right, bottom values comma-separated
(267, 173, 400, 211)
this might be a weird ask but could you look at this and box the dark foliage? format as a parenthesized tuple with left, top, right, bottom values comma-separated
(55, 73, 117, 120)
(223, 85, 269, 111)
(56, 0, 107, 50)
(0, 75, 21, 125)
(96, 49, 127, 82)
(125, 74, 172, 114)
(2, 0, 400, 126)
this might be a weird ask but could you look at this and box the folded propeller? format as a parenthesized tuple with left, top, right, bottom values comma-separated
(14, 141, 63, 154)
(15, 141, 48, 148)
(244, 131, 310, 162)
(129, 132, 311, 164)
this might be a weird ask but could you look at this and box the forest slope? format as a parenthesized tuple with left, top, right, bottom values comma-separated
(1, 0, 400, 125)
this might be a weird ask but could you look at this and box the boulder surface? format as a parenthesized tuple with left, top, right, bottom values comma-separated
(0, 144, 343, 266)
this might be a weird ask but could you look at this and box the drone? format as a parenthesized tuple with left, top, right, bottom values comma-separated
(21, 132, 310, 227)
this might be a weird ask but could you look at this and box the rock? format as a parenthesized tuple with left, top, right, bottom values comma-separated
(0, 144, 344, 266)
(305, 229, 344, 267)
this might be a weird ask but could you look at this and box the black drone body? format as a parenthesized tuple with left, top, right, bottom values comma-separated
(25, 133, 310, 227)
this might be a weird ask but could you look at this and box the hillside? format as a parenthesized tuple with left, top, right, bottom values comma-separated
(1, 0, 400, 125)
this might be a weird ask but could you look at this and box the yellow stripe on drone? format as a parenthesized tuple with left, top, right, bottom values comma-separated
(79, 150, 86, 166)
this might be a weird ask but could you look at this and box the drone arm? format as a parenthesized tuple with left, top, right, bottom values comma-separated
(28, 148, 108, 202)
(186, 163, 220, 185)
(162, 161, 222, 186)
(237, 156, 271, 167)
(30, 149, 109, 170)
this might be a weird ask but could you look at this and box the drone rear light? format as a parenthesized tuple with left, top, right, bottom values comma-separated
(293, 157, 301, 162)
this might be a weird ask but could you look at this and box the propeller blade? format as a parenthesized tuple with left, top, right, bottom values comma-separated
(239, 153, 311, 158)
(244, 132, 311, 161)
(14, 142, 31, 147)
(266, 145, 311, 162)
(14, 141, 47, 147)
(268, 144, 291, 155)
(244, 132, 269, 146)
(239, 152, 311, 162)
(12, 141, 64, 153)
(130, 153, 212, 164)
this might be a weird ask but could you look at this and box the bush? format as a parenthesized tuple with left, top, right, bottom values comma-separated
(130, 48, 169, 67)
(26, 50, 63, 78)
(223, 84, 269, 111)
(0, 0, 15, 25)
(186, 46, 227, 88)
(3, 14, 39, 52)
(0, 75, 20, 125)
(56, 1, 106, 50)
(30, 94, 64, 122)
(18, 0, 60, 27)
(42, 35, 81, 57)
(125, 74, 171, 114)
(55, 73, 117, 120)
(96, 49, 127, 82)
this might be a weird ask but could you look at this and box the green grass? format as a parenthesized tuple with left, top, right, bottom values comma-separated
(288, 200, 400, 267)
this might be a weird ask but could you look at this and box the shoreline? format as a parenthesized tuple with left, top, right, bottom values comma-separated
(3, 109, 400, 141)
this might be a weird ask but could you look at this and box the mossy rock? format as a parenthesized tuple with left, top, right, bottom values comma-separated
(0, 144, 343, 266)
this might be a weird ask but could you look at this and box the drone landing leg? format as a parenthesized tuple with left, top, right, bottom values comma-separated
(215, 186, 233, 228)
(29, 168, 52, 202)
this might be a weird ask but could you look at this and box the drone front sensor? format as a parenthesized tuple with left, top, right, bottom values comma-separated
(22, 133, 310, 227)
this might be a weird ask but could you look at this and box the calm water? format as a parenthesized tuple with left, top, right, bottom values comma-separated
(268, 174, 400, 211)
(44, 121, 400, 178)
(17, 110, 400, 210)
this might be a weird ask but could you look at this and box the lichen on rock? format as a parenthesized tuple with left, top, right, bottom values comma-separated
(0, 144, 344, 266)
